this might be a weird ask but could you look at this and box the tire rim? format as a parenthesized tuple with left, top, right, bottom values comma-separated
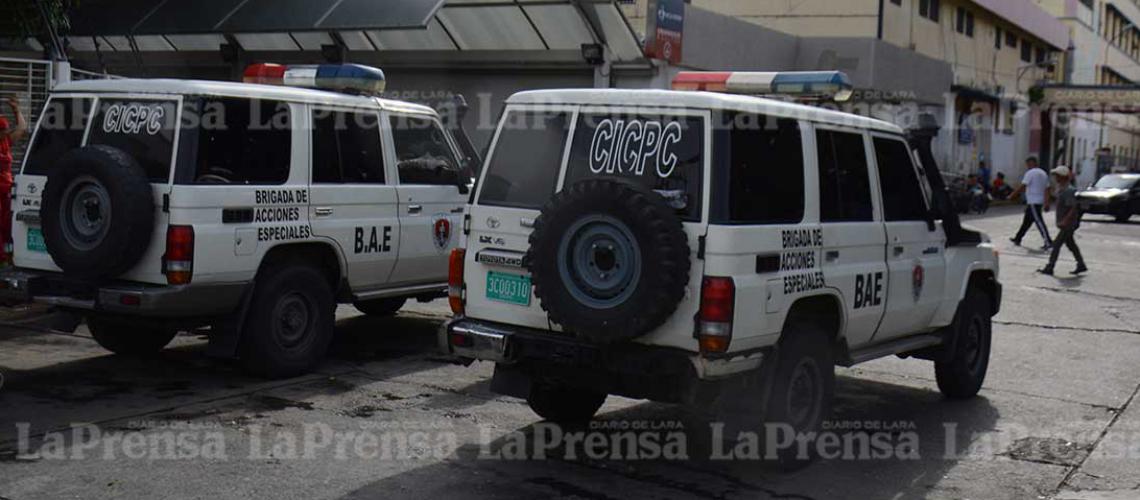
(962, 315, 985, 375)
(786, 359, 822, 431)
(556, 215, 642, 309)
(59, 175, 112, 251)
(272, 292, 316, 351)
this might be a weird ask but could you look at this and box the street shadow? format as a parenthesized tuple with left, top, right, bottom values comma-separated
(340, 376, 1001, 500)
(0, 309, 455, 445)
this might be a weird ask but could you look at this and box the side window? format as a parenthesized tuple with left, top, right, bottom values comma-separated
(390, 115, 462, 186)
(22, 97, 93, 175)
(873, 137, 930, 221)
(816, 129, 874, 222)
(312, 110, 384, 184)
(727, 113, 804, 224)
(187, 98, 291, 185)
(86, 99, 178, 182)
(564, 112, 705, 221)
(477, 109, 569, 209)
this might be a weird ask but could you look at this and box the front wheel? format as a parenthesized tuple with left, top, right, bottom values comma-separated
(527, 383, 607, 424)
(241, 264, 335, 378)
(935, 291, 992, 399)
(87, 316, 178, 356)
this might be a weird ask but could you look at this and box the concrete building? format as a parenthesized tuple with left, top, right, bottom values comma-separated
(623, 0, 1070, 181)
(1036, 0, 1140, 186)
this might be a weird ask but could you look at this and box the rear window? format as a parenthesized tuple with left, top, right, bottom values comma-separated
(22, 97, 93, 176)
(86, 99, 179, 182)
(477, 109, 570, 209)
(180, 98, 292, 185)
(564, 112, 705, 221)
(312, 110, 384, 184)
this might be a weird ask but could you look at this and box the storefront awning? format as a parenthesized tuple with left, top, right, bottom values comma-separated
(63, 0, 645, 63)
(68, 0, 444, 35)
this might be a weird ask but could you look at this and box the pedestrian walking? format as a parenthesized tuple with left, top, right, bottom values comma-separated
(0, 95, 27, 265)
(1039, 166, 1087, 276)
(1009, 156, 1053, 250)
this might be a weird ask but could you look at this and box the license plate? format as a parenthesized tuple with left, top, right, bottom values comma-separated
(27, 227, 46, 253)
(486, 271, 531, 306)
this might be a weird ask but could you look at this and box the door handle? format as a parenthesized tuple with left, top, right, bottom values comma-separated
(923, 246, 940, 255)
(314, 207, 334, 217)
(825, 250, 840, 262)
(893, 246, 905, 257)
(407, 204, 423, 214)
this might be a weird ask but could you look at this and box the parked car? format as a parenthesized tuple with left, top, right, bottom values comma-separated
(0, 64, 473, 377)
(1078, 173, 1140, 222)
(439, 71, 1002, 468)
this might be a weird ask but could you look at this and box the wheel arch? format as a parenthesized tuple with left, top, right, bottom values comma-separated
(259, 241, 347, 297)
(781, 292, 846, 352)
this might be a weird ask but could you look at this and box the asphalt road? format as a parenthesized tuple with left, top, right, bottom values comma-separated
(1, 205, 1139, 500)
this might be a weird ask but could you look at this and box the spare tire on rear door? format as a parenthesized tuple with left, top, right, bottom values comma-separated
(527, 179, 691, 343)
(41, 145, 156, 281)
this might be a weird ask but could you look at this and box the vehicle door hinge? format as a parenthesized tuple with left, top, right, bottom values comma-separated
(463, 213, 471, 235)
(697, 235, 706, 260)
(162, 194, 170, 213)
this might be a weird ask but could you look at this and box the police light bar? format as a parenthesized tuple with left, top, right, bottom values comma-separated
(671, 71, 854, 102)
(243, 63, 386, 95)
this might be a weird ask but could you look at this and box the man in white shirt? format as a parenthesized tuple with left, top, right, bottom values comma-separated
(1009, 156, 1053, 250)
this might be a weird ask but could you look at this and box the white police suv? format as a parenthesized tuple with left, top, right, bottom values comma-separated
(0, 64, 474, 377)
(441, 71, 1002, 466)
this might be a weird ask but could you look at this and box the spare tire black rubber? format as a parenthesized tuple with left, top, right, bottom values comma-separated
(41, 145, 156, 281)
(527, 179, 690, 343)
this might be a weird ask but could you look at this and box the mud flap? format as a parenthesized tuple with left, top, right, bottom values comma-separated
(206, 281, 255, 359)
(490, 363, 533, 399)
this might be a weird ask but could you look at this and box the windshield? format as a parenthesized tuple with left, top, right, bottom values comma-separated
(1094, 175, 1139, 190)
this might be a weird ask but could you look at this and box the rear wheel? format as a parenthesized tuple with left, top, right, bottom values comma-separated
(527, 383, 607, 424)
(760, 323, 836, 470)
(241, 264, 335, 378)
(935, 291, 992, 399)
(87, 316, 177, 356)
(353, 297, 407, 317)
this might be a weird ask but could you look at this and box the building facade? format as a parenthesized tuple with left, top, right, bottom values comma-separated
(624, 0, 1069, 181)
(1037, 0, 1140, 186)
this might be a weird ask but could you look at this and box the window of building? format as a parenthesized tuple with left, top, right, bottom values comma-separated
(1035, 46, 1047, 64)
(390, 115, 463, 186)
(919, 0, 940, 22)
(477, 110, 569, 209)
(817, 129, 874, 223)
(1020, 39, 1032, 62)
(312, 110, 385, 184)
(1006, 31, 1018, 47)
(873, 138, 929, 222)
(995, 27, 1002, 50)
(955, 8, 974, 37)
(724, 113, 804, 224)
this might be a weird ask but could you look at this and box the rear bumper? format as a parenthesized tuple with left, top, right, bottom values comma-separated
(440, 316, 770, 387)
(0, 269, 246, 318)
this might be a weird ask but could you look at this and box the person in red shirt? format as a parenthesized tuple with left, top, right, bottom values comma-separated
(0, 95, 28, 264)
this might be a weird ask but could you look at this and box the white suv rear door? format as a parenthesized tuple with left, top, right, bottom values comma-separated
(385, 113, 466, 286)
(308, 106, 399, 290)
(868, 134, 946, 340)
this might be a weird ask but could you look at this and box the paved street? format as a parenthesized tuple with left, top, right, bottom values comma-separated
(1, 205, 1138, 500)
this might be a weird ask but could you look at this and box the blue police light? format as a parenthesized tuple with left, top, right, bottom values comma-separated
(244, 63, 386, 95)
(672, 70, 854, 101)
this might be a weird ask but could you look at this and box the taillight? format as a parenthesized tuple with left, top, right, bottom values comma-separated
(697, 276, 735, 354)
(448, 248, 466, 315)
(163, 225, 194, 285)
